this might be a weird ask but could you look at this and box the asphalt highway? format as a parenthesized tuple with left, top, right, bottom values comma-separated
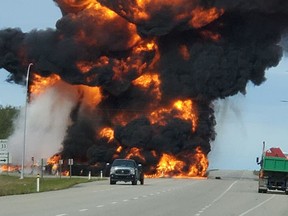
(0, 170, 287, 216)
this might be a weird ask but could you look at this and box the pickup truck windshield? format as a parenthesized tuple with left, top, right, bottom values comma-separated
(112, 160, 135, 167)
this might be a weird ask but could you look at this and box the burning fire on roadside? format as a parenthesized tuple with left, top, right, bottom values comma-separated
(1, 0, 288, 177)
(0, 165, 21, 173)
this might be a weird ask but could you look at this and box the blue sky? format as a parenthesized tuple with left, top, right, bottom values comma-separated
(210, 58, 288, 170)
(1, 0, 288, 170)
(0, 0, 61, 106)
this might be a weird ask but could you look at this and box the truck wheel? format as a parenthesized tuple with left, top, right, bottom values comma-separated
(110, 179, 116, 185)
(258, 188, 267, 193)
(285, 191, 288, 195)
(132, 179, 137, 185)
(140, 178, 144, 185)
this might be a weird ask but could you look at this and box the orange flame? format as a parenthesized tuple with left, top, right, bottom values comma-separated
(62, 170, 70, 176)
(187, 147, 209, 177)
(0, 165, 20, 172)
(111, 113, 129, 126)
(30, 73, 102, 108)
(125, 147, 146, 161)
(78, 85, 102, 108)
(30, 74, 61, 96)
(149, 146, 208, 178)
(76, 57, 110, 74)
(156, 154, 185, 177)
(47, 154, 61, 165)
(99, 127, 115, 142)
(132, 73, 161, 100)
(190, 7, 224, 29)
(57, 0, 117, 19)
(133, 0, 150, 20)
(150, 99, 198, 131)
(63, 0, 141, 49)
(56, 0, 96, 12)
(112, 40, 159, 82)
(47, 154, 61, 173)
(116, 146, 123, 153)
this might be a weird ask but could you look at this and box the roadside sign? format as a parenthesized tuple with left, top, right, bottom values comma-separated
(68, 159, 73, 178)
(0, 139, 8, 151)
(0, 158, 8, 163)
(0, 151, 8, 156)
(68, 158, 73, 165)
(0, 151, 9, 165)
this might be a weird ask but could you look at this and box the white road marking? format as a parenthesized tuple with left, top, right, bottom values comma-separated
(211, 181, 238, 204)
(79, 209, 88, 212)
(202, 204, 211, 210)
(56, 214, 67, 216)
(194, 180, 238, 216)
(238, 195, 276, 216)
(88, 180, 202, 213)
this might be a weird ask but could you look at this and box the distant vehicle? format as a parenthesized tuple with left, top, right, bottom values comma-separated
(256, 142, 288, 194)
(109, 159, 144, 185)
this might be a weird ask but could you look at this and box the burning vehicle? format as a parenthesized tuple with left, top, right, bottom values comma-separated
(1, 0, 288, 177)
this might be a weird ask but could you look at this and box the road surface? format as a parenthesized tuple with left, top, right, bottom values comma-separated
(0, 170, 287, 216)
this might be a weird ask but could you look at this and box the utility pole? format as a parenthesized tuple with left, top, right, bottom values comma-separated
(20, 63, 33, 179)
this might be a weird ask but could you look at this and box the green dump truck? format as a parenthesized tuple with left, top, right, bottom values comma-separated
(257, 142, 288, 194)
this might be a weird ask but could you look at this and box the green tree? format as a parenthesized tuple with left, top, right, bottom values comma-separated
(0, 106, 20, 139)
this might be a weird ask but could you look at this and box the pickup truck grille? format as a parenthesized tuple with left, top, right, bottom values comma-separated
(115, 169, 130, 174)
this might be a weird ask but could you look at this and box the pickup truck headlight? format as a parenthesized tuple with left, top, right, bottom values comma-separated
(130, 168, 135, 175)
(110, 167, 116, 175)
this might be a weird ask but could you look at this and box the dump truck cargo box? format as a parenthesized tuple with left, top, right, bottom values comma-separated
(263, 157, 288, 172)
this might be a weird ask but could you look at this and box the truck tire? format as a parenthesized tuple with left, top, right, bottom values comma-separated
(140, 178, 144, 185)
(285, 191, 288, 195)
(132, 178, 137, 185)
(258, 188, 267, 193)
(110, 179, 116, 185)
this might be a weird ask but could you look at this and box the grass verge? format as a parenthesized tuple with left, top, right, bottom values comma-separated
(0, 174, 105, 196)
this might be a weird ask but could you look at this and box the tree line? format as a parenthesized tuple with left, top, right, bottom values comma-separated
(0, 105, 20, 139)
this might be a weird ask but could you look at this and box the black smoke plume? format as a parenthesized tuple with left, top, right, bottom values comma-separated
(1, 0, 288, 175)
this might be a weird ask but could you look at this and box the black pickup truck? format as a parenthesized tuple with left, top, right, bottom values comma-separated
(109, 159, 144, 185)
